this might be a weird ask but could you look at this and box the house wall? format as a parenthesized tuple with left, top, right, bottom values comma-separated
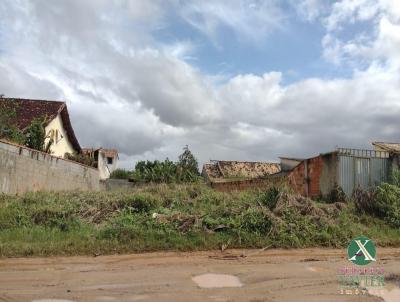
(280, 158, 302, 172)
(97, 152, 118, 180)
(45, 114, 75, 157)
(287, 154, 337, 198)
(0, 140, 100, 194)
(319, 153, 338, 196)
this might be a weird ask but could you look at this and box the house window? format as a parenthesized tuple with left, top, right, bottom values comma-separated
(107, 157, 113, 165)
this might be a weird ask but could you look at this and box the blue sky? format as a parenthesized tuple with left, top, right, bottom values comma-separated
(0, 0, 399, 168)
(153, 1, 367, 82)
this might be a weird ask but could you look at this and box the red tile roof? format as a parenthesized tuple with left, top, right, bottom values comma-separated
(0, 97, 81, 152)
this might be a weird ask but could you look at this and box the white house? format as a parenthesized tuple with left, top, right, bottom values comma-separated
(82, 148, 119, 179)
(0, 97, 81, 157)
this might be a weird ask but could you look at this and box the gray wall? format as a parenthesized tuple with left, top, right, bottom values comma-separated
(0, 140, 100, 194)
(100, 179, 135, 191)
(319, 153, 338, 196)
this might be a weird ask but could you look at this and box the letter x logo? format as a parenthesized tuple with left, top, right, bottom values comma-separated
(348, 237, 377, 265)
(349, 240, 376, 261)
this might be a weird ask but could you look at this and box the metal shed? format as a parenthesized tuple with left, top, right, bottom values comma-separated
(337, 148, 390, 196)
(286, 148, 392, 198)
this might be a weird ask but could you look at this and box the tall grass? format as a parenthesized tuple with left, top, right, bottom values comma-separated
(0, 184, 399, 257)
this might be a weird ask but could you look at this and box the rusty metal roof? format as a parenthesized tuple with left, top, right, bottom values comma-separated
(372, 142, 400, 153)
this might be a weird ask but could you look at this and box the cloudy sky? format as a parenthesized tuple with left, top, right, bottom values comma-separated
(0, 0, 399, 168)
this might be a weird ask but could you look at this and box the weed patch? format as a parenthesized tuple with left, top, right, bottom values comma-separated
(0, 183, 399, 256)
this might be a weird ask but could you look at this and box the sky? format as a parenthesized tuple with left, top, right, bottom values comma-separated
(0, 0, 399, 168)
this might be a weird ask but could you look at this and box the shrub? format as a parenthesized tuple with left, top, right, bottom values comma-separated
(240, 208, 273, 234)
(65, 152, 97, 167)
(25, 117, 52, 152)
(326, 184, 347, 203)
(391, 169, 400, 186)
(352, 186, 376, 214)
(0, 101, 25, 144)
(122, 194, 158, 213)
(258, 187, 280, 210)
(375, 183, 400, 227)
(131, 146, 200, 183)
(110, 169, 132, 179)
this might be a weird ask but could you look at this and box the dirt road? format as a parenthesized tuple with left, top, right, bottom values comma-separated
(0, 248, 399, 302)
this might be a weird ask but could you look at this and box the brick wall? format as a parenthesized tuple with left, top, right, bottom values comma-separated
(210, 174, 286, 192)
(0, 140, 100, 194)
(287, 155, 324, 198)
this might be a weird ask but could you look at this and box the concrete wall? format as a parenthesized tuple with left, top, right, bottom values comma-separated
(101, 179, 135, 191)
(0, 140, 100, 194)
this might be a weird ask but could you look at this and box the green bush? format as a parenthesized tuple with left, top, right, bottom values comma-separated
(353, 186, 376, 214)
(131, 146, 200, 183)
(123, 194, 158, 213)
(258, 187, 280, 210)
(375, 183, 400, 227)
(240, 208, 273, 234)
(110, 169, 132, 179)
(326, 184, 347, 203)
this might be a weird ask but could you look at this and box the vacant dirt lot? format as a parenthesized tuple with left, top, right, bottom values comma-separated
(0, 248, 399, 302)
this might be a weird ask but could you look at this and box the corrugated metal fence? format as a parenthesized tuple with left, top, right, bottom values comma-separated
(338, 148, 390, 196)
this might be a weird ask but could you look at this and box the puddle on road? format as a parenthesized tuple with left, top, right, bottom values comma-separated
(192, 273, 243, 288)
(368, 284, 400, 302)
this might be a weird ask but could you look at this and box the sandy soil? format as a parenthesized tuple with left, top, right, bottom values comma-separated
(0, 248, 399, 302)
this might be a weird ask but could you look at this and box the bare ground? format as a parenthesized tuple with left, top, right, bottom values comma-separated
(0, 248, 399, 302)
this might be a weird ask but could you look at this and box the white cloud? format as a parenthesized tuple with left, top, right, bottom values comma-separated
(177, 0, 286, 45)
(321, 0, 400, 66)
(292, 0, 328, 22)
(0, 0, 399, 169)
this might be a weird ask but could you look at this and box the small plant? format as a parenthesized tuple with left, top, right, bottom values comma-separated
(258, 187, 280, 210)
(327, 184, 347, 204)
(391, 169, 400, 186)
(65, 152, 97, 167)
(375, 183, 400, 227)
(352, 186, 376, 214)
(110, 169, 132, 179)
(0, 101, 25, 144)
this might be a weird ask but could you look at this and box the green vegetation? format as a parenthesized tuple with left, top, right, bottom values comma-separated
(110, 168, 132, 179)
(25, 117, 53, 153)
(65, 152, 97, 167)
(353, 171, 400, 228)
(0, 101, 25, 144)
(0, 102, 51, 152)
(0, 184, 399, 257)
(112, 146, 201, 183)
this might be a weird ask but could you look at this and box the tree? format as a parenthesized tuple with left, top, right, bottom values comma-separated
(0, 102, 25, 144)
(25, 117, 52, 152)
(177, 145, 199, 175)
